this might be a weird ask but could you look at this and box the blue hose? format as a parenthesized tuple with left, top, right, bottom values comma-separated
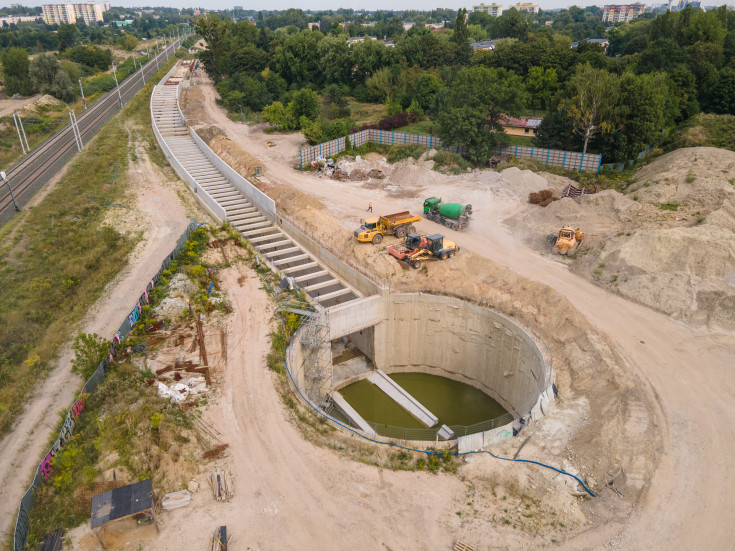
(282, 347, 596, 498)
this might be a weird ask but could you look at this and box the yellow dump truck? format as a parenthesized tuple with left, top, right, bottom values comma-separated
(353, 211, 421, 244)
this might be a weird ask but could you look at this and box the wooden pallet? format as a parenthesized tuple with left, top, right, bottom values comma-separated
(453, 541, 477, 551)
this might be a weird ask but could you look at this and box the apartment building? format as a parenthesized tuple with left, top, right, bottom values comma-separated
(602, 3, 646, 22)
(511, 2, 540, 13)
(473, 3, 504, 17)
(42, 2, 110, 25)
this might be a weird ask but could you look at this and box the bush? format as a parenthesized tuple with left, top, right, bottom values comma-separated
(378, 110, 419, 131)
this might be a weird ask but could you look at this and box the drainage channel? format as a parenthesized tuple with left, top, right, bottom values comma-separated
(151, 67, 360, 308)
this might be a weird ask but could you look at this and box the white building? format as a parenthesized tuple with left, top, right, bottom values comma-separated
(511, 3, 540, 13)
(42, 2, 109, 25)
(473, 3, 504, 17)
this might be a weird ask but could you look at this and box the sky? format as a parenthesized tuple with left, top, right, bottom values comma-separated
(3, 1, 646, 11)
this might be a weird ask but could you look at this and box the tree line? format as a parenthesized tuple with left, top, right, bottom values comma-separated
(199, 6, 731, 162)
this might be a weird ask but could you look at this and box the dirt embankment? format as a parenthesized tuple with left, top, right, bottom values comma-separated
(510, 147, 735, 330)
(195, 130, 662, 532)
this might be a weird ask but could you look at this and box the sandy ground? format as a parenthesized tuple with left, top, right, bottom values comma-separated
(175, 75, 735, 550)
(0, 129, 197, 540)
(0, 94, 42, 119)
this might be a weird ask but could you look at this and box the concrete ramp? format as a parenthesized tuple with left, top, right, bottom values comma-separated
(368, 370, 439, 428)
(331, 392, 376, 435)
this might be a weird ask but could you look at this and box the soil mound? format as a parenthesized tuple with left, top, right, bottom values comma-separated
(633, 147, 735, 210)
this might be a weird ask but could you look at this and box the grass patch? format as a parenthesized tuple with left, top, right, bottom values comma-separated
(432, 150, 474, 174)
(666, 113, 735, 152)
(0, 56, 181, 439)
(658, 202, 680, 211)
(399, 118, 439, 136)
(347, 98, 386, 127)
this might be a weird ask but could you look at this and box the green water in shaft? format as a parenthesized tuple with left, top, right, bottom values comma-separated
(339, 372, 508, 428)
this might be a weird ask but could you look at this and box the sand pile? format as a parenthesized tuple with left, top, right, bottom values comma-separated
(633, 147, 735, 211)
(20, 94, 62, 114)
(194, 125, 263, 178)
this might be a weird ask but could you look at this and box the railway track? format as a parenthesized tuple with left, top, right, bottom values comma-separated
(0, 35, 188, 223)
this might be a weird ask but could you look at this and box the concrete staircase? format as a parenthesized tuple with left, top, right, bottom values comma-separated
(151, 82, 359, 309)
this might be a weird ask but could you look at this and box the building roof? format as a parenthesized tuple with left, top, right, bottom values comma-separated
(470, 39, 499, 50)
(499, 114, 542, 129)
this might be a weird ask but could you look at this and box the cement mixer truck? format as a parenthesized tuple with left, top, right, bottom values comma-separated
(422, 197, 472, 231)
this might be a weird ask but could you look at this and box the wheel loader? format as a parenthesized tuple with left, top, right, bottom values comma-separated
(389, 233, 459, 269)
(551, 226, 584, 255)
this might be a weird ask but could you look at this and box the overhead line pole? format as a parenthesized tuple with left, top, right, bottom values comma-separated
(16, 111, 30, 151)
(12, 112, 27, 154)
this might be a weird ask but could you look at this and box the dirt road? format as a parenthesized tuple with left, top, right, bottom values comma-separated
(0, 95, 41, 119)
(0, 142, 195, 540)
(189, 78, 735, 550)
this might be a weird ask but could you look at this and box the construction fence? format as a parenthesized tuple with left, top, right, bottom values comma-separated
(297, 128, 602, 173)
(13, 219, 198, 551)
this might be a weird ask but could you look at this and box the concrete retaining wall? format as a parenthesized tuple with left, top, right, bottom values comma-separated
(276, 214, 382, 298)
(189, 127, 277, 221)
(372, 294, 548, 416)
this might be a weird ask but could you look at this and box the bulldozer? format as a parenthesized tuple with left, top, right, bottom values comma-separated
(551, 226, 584, 255)
(389, 233, 459, 269)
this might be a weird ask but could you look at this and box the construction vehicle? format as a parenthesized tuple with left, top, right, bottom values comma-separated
(422, 197, 472, 230)
(551, 226, 584, 255)
(389, 233, 459, 269)
(353, 211, 421, 244)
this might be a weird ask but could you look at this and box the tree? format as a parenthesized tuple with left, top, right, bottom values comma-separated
(271, 29, 322, 87)
(525, 66, 558, 112)
(558, 64, 618, 154)
(29, 54, 75, 102)
(317, 35, 350, 86)
(118, 34, 138, 51)
(451, 8, 473, 66)
(493, 9, 529, 40)
(613, 72, 672, 160)
(414, 73, 443, 111)
(437, 66, 527, 163)
(71, 333, 109, 379)
(0, 47, 32, 96)
(262, 101, 295, 129)
(57, 23, 80, 48)
(289, 88, 320, 121)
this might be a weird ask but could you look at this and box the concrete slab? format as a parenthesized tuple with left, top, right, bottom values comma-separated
(368, 370, 439, 428)
(331, 392, 376, 435)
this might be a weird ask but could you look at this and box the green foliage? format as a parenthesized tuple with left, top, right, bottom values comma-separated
(0, 47, 32, 96)
(29, 54, 76, 102)
(438, 66, 527, 163)
(64, 45, 112, 71)
(658, 202, 680, 210)
(117, 34, 138, 51)
(0, 56, 180, 439)
(71, 333, 108, 380)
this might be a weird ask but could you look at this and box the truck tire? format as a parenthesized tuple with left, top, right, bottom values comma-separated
(445, 220, 453, 229)
(407, 225, 416, 234)
(396, 226, 407, 238)
(449, 250, 455, 258)
(372, 234, 383, 244)
(410, 260, 421, 270)
(440, 252, 448, 260)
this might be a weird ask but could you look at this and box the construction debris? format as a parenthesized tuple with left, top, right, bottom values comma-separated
(161, 490, 191, 511)
(211, 526, 229, 551)
(209, 471, 234, 501)
(561, 183, 600, 198)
